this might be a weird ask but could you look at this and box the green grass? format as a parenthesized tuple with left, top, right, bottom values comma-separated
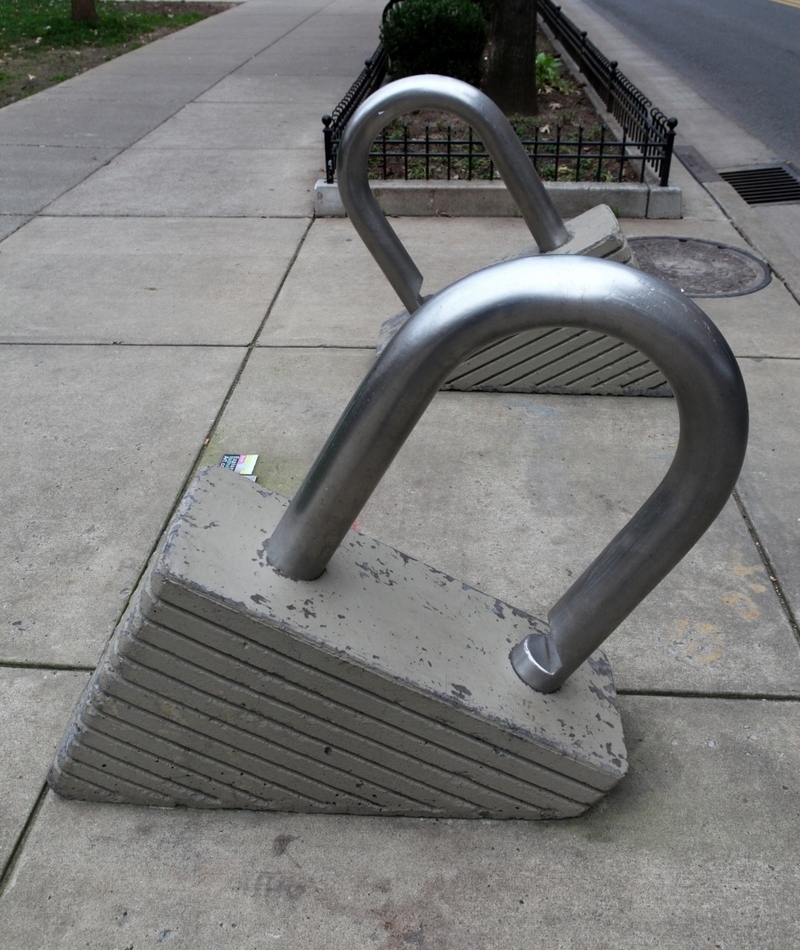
(0, 1, 207, 51)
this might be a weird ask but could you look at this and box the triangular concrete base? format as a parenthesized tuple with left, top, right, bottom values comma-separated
(378, 205, 671, 397)
(49, 468, 627, 819)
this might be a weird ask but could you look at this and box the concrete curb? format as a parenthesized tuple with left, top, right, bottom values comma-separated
(315, 179, 681, 219)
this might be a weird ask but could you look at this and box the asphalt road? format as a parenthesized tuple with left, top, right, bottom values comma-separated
(579, 0, 800, 168)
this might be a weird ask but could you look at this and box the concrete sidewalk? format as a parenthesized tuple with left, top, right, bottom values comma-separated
(0, 1, 797, 947)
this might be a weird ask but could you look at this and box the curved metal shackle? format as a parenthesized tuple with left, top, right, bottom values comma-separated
(267, 256, 749, 693)
(337, 75, 570, 315)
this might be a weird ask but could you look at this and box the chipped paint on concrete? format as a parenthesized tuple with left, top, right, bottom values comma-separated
(49, 467, 627, 818)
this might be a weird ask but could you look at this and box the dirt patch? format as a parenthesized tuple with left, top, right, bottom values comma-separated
(369, 36, 642, 184)
(0, 2, 234, 108)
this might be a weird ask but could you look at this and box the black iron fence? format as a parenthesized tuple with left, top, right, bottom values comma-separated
(323, 0, 677, 187)
(371, 121, 652, 184)
(538, 0, 676, 185)
(322, 42, 388, 184)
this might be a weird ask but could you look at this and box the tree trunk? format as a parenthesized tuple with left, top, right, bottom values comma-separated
(71, 0, 99, 23)
(482, 0, 538, 115)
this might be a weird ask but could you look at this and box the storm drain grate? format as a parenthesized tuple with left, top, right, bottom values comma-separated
(720, 164, 800, 205)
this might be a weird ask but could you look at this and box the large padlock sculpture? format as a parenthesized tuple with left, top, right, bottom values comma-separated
(338, 75, 671, 396)
(49, 255, 748, 818)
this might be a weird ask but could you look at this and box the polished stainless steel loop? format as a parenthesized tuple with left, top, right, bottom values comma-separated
(267, 256, 748, 693)
(337, 75, 570, 314)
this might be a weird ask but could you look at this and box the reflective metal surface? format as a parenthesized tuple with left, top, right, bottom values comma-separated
(267, 256, 748, 693)
(337, 75, 570, 314)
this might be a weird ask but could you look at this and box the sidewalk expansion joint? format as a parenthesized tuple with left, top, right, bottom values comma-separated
(0, 344, 391, 351)
(0, 344, 379, 352)
(616, 689, 800, 702)
(0, 782, 48, 897)
(33, 214, 311, 219)
(0, 661, 96, 672)
(86, 217, 317, 671)
(733, 488, 799, 640)
(35, 213, 314, 221)
(236, 0, 342, 68)
(260, 344, 375, 351)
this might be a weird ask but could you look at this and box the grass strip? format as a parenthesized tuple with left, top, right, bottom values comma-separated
(0, 1, 230, 106)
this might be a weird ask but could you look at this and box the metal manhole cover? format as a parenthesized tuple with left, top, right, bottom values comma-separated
(628, 237, 771, 298)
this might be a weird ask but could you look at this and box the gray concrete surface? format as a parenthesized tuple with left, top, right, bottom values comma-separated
(0, 0, 797, 945)
(1, 697, 797, 948)
(262, 211, 629, 350)
(0, 95, 183, 148)
(129, 102, 325, 150)
(0, 216, 309, 344)
(45, 146, 324, 217)
(196, 347, 800, 698)
(0, 345, 244, 667)
(736, 358, 800, 615)
(0, 215, 29, 241)
(0, 144, 120, 214)
(261, 216, 532, 347)
(0, 669, 89, 868)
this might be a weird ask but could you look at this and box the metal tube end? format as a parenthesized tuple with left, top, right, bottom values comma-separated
(510, 633, 563, 693)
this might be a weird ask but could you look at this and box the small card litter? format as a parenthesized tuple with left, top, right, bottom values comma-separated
(220, 454, 258, 478)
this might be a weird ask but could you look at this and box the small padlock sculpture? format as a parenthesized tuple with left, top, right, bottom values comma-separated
(49, 255, 747, 818)
(337, 74, 671, 396)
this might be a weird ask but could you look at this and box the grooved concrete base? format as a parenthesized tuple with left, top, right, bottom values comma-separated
(49, 468, 627, 819)
(377, 205, 671, 396)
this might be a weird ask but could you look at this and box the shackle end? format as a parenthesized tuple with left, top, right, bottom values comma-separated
(510, 632, 563, 694)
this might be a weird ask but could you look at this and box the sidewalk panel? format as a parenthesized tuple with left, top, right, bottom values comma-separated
(607, 218, 798, 359)
(259, 217, 537, 348)
(196, 348, 800, 696)
(0, 146, 119, 215)
(196, 74, 340, 104)
(0, 217, 308, 345)
(0, 345, 243, 667)
(130, 103, 324, 151)
(0, 670, 89, 870)
(0, 216, 30, 241)
(736, 358, 800, 617)
(44, 148, 320, 218)
(0, 97, 181, 149)
(1, 697, 796, 948)
(30, 70, 219, 105)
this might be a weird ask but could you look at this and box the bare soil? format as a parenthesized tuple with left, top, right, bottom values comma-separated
(370, 36, 641, 183)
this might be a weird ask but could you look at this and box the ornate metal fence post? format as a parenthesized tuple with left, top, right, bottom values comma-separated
(322, 115, 334, 184)
(661, 116, 678, 186)
(579, 30, 587, 73)
(606, 60, 618, 111)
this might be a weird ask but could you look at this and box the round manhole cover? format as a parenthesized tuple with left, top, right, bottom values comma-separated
(628, 237, 771, 297)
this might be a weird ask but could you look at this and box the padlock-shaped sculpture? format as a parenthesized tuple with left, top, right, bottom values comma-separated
(337, 75, 671, 396)
(49, 255, 747, 818)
